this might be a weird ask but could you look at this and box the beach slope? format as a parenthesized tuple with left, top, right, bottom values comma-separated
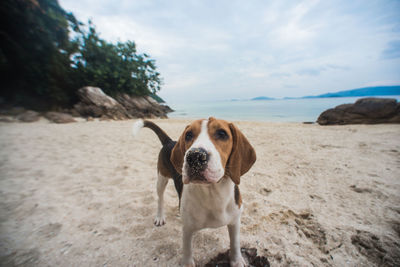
(0, 119, 399, 266)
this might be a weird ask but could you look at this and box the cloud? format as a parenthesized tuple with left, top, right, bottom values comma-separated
(270, 72, 292, 78)
(284, 84, 298, 89)
(59, 0, 400, 101)
(273, 0, 320, 43)
(363, 80, 400, 87)
(381, 40, 400, 60)
(296, 64, 350, 76)
(297, 68, 322, 76)
(325, 64, 350, 71)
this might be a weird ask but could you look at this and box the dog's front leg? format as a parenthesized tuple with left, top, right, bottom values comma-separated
(182, 226, 195, 267)
(228, 218, 246, 267)
(154, 174, 168, 226)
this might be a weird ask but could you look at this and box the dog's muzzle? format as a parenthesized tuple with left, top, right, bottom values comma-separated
(186, 148, 209, 182)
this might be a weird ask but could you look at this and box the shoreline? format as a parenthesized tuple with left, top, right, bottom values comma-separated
(167, 95, 400, 124)
(0, 119, 399, 266)
(0, 117, 321, 126)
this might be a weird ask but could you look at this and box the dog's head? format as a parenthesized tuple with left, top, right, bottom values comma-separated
(171, 117, 256, 185)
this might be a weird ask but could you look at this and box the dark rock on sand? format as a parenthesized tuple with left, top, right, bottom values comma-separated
(115, 93, 170, 119)
(44, 112, 76, 123)
(17, 110, 41, 122)
(1, 87, 172, 122)
(73, 87, 132, 120)
(73, 87, 172, 120)
(317, 98, 400, 125)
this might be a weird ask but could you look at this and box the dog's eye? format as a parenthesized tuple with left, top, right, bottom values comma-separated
(185, 131, 193, 141)
(215, 129, 228, 140)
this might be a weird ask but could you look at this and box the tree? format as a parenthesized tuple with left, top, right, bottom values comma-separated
(0, 0, 81, 109)
(0, 0, 162, 110)
(73, 22, 162, 98)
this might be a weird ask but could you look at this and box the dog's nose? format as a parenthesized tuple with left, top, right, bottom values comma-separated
(186, 148, 209, 171)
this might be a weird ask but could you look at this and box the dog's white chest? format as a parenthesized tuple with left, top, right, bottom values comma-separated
(181, 177, 241, 230)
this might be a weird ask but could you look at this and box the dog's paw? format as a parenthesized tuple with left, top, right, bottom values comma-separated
(154, 216, 166, 226)
(230, 256, 246, 267)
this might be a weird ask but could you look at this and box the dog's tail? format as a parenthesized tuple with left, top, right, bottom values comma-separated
(132, 119, 172, 146)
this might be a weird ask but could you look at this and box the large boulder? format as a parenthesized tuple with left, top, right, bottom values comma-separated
(17, 110, 41, 122)
(145, 96, 174, 113)
(115, 93, 172, 119)
(317, 98, 400, 125)
(44, 112, 76, 123)
(73, 87, 132, 120)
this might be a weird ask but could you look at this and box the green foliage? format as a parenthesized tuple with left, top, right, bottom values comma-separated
(74, 23, 161, 97)
(0, 0, 80, 109)
(0, 0, 162, 109)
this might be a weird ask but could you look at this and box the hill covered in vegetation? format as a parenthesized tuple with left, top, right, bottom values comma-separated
(0, 0, 162, 110)
(303, 86, 400, 98)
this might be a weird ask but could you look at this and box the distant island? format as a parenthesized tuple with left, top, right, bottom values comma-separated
(251, 85, 400, 101)
(251, 96, 275, 100)
(302, 85, 400, 98)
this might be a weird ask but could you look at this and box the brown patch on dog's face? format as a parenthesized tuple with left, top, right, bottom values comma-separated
(182, 119, 202, 151)
(207, 117, 233, 171)
(226, 122, 256, 184)
(170, 119, 202, 173)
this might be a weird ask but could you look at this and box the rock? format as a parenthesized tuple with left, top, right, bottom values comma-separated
(317, 98, 400, 125)
(44, 112, 76, 123)
(62, 108, 81, 118)
(159, 104, 174, 113)
(74, 87, 131, 120)
(74, 102, 104, 118)
(145, 96, 174, 115)
(99, 115, 111, 121)
(17, 110, 40, 122)
(114, 93, 146, 118)
(115, 93, 172, 119)
(0, 116, 14, 122)
(70, 109, 81, 117)
(73, 86, 172, 120)
(0, 106, 26, 116)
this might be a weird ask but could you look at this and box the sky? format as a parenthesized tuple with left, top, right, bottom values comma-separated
(59, 0, 400, 103)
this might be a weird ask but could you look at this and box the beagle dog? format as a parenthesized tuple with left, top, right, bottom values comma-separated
(132, 117, 256, 267)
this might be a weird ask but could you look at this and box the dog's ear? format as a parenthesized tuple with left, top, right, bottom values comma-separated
(170, 127, 188, 174)
(227, 123, 256, 184)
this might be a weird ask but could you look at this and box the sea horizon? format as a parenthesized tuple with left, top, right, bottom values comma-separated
(168, 95, 400, 122)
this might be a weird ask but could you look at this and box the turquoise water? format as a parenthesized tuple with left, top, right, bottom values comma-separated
(168, 96, 400, 122)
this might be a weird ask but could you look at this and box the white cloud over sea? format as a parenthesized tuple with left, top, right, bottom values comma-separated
(60, 0, 400, 102)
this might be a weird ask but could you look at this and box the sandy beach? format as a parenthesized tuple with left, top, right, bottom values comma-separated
(0, 119, 399, 266)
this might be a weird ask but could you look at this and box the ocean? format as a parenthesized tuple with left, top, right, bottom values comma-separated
(168, 96, 400, 122)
